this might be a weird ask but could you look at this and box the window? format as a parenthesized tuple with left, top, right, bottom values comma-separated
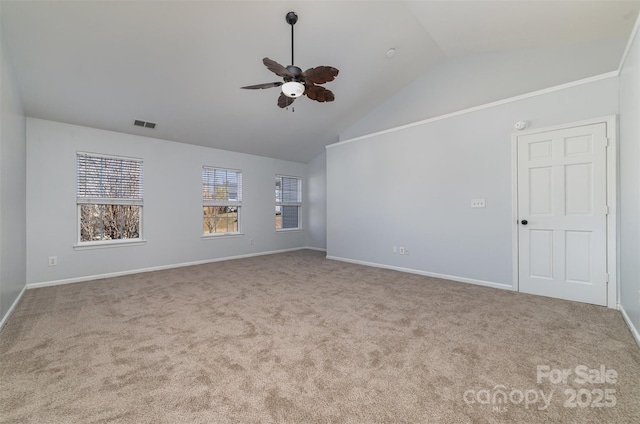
(203, 167, 242, 235)
(275, 175, 302, 230)
(77, 152, 143, 243)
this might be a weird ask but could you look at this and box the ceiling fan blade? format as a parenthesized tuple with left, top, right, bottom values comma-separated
(278, 93, 295, 108)
(304, 83, 335, 103)
(303, 66, 339, 85)
(263, 57, 294, 78)
(241, 82, 283, 90)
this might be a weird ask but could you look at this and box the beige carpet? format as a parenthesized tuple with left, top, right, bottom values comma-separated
(1, 250, 639, 423)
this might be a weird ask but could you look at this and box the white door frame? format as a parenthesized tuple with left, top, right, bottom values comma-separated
(511, 115, 618, 309)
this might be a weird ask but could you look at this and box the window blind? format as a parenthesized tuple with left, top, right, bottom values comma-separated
(77, 153, 143, 205)
(202, 167, 242, 205)
(276, 175, 301, 204)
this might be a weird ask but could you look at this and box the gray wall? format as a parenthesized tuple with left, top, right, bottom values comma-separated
(328, 77, 618, 288)
(0, 12, 27, 325)
(619, 24, 640, 339)
(306, 152, 326, 250)
(26, 118, 308, 285)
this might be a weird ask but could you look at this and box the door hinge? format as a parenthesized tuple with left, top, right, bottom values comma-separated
(605, 205, 610, 215)
(605, 138, 610, 147)
(605, 274, 609, 284)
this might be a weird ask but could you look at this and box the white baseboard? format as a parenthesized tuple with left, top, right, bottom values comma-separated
(326, 255, 514, 291)
(0, 284, 27, 332)
(619, 304, 640, 348)
(26, 247, 312, 290)
(304, 246, 327, 252)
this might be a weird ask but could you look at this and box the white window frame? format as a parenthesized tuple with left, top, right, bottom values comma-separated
(275, 174, 302, 231)
(202, 166, 243, 237)
(75, 151, 144, 248)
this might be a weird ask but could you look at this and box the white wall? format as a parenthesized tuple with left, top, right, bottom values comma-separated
(619, 21, 640, 341)
(305, 152, 326, 250)
(26, 119, 308, 285)
(341, 37, 625, 141)
(0, 10, 27, 326)
(328, 77, 618, 288)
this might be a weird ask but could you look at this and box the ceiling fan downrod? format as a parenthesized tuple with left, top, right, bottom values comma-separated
(286, 11, 298, 67)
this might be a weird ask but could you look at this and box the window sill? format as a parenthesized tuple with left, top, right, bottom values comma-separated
(73, 239, 147, 250)
(201, 233, 244, 240)
(275, 228, 303, 233)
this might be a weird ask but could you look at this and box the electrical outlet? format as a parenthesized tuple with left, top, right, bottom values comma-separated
(48, 256, 57, 266)
(404, 248, 410, 255)
(471, 199, 486, 208)
(393, 246, 397, 254)
(399, 247, 406, 255)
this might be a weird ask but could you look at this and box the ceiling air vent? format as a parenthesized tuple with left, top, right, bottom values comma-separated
(134, 119, 157, 129)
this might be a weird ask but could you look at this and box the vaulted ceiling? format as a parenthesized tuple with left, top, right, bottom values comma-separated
(2, 1, 638, 162)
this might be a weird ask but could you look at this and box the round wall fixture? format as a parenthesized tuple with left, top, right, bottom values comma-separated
(514, 120, 528, 131)
(386, 48, 396, 58)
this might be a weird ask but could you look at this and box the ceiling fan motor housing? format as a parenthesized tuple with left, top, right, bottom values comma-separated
(285, 65, 304, 82)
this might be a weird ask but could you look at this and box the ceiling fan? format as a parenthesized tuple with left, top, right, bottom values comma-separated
(241, 11, 339, 109)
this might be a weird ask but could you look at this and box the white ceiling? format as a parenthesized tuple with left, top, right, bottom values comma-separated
(2, 0, 638, 163)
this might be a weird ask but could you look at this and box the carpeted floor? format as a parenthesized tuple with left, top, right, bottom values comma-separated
(1, 249, 639, 423)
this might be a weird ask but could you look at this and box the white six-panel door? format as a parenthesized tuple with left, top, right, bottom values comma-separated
(517, 123, 608, 306)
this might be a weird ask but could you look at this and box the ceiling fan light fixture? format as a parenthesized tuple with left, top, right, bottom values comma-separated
(282, 81, 305, 98)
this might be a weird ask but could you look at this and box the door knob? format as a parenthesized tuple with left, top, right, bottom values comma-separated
(521, 220, 528, 225)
